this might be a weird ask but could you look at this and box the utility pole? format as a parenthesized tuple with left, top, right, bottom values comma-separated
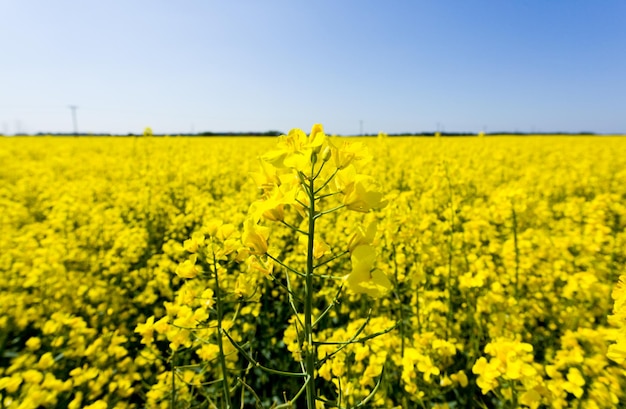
(359, 120, 363, 136)
(68, 105, 78, 135)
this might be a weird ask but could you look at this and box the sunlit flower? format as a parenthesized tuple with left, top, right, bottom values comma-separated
(183, 232, 205, 253)
(344, 245, 391, 297)
(347, 219, 377, 253)
(175, 255, 200, 279)
(242, 218, 270, 255)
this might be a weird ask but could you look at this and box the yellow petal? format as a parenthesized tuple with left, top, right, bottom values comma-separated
(175, 255, 200, 279)
(308, 124, 326, 148)
(348, 220, 377, 253)
(242, 219, 269, 255)
(313, 237, 330, 259)
(344, 245, 390, 297)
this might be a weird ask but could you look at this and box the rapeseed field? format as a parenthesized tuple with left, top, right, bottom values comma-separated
(1, 130, 625, 408)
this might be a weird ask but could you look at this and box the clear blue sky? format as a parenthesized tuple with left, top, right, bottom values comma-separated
(2, 1, 625, 135)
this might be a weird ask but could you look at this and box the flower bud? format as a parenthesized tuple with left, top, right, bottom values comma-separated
(321, 146, 331, 162)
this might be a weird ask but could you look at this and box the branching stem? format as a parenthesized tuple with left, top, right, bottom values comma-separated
(212, 245, 233, 409)
(303, 161, 317, 408)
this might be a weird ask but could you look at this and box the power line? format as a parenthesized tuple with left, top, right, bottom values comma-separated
(68, 105, 78, 135)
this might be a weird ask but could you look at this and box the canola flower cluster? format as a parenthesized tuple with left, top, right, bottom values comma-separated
(1, 131, 626, 408)
(137, 125, 392, 408)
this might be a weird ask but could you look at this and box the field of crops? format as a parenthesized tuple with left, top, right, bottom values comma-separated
(1, 130, 626, 408)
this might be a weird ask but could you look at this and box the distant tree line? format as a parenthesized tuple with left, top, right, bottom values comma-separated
(1, 130, 606, 137)
(10, 131, 285, 137)
(357, 131, 599, 137)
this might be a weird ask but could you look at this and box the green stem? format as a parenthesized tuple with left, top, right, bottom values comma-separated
(354, 366, 385, 408)
(316, 321, 396, 346)
(607, 215, 619, 318)
(266, 253, 306, 278)
(280, 219, 309, 235)
(236, 377, 264, 409)
(223, 330, 306, 377)
(416, 284, 422, 333)
(313, 204, 346, 220)
(316, 314, 397, 365)
(512, 205, 520, 300)
(312, 284, 344, 328)
(313, 250, 349, 269)
(312, 157, 327, 181)
(314, 191, 341, 201)
(391, 243, 406, 358)
(273, 377, 311, 409)
(295, 197, 310, 210)
(304, 163, 317, 409)
(285, 270, 304, 329)
(213, 247, 233, 409)
(170, 351, 176, 409)
(314, 167, 339, 195)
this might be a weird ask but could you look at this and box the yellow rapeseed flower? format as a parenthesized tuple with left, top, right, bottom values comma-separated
(345, 245, 391, 297)
(242, 218, 269, 255)
(175, 255, 200, 279)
